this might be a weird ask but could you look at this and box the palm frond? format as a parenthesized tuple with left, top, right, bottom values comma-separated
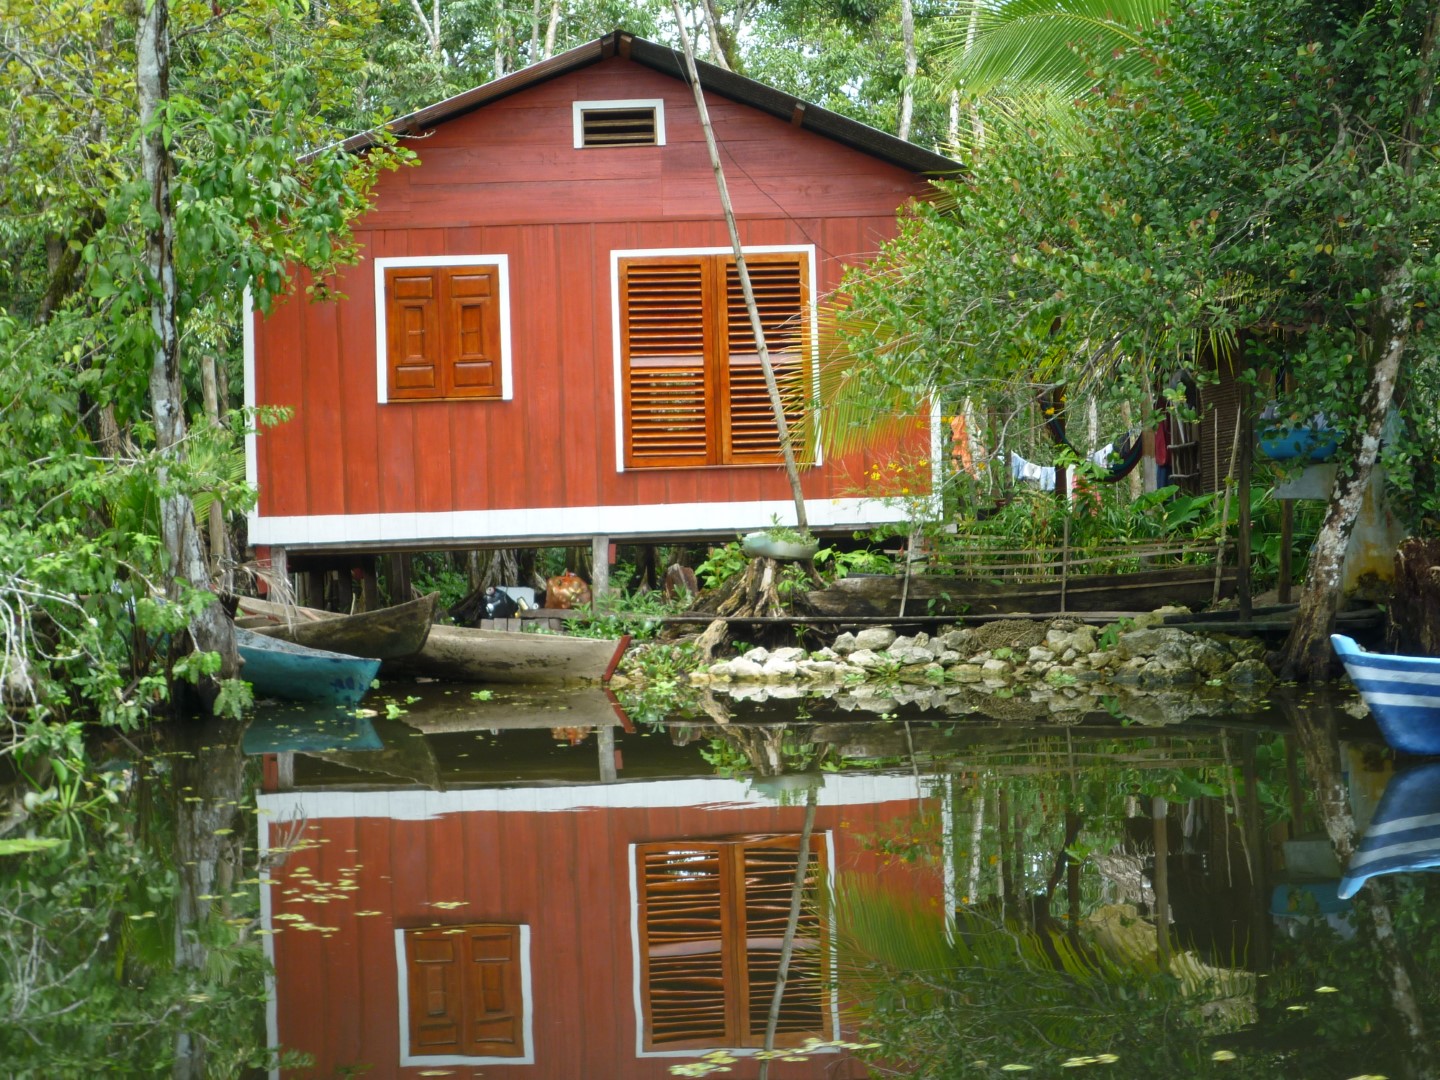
(937, 0, 1173, 99)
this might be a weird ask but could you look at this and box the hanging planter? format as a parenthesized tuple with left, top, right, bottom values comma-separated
(741, 530, 819, 562)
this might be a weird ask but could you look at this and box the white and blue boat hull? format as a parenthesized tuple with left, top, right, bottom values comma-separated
(1332, 633, 1440, 756)
(1338, 762, 1440, 899)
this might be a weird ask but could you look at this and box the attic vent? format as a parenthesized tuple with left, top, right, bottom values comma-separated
(573, 98, 666, 149)
(583, 107, 655, 145)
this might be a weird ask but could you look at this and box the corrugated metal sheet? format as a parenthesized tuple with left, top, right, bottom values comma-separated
(333, 31, 961, 178)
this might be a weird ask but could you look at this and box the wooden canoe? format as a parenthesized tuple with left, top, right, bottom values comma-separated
(388, 624, 630, 686)
(235, 627, 381, 707)
(235, 592, 437, 660)
(809, 567, 1237, 617)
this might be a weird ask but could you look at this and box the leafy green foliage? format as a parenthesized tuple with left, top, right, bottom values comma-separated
(833, 0, 1440, 538)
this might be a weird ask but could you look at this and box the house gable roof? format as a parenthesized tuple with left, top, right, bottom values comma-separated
(339, 30, 960, 177)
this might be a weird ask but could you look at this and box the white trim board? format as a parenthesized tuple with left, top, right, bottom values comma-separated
(245, 495, 908, 548)
(609, 244, 821, 475)
(372, 254, 514, 406)
(257, 773, 926, 823)
(394, 925, 536, 1066)
(573, 98, 667, 148)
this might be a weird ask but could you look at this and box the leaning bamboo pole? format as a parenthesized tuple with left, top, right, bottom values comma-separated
(670, 7, 809, 531)
(758, 785, 818, 1080)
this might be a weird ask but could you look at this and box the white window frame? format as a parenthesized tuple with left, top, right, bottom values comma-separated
(373, 254, 513, 405)
(609, 244, 822, 473)
(627, 830, 841, 1058)
(394, 924, 535, 1066)
(573, 98, 667, 149)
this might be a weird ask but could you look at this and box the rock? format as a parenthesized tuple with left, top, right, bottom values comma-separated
(831, 632, 858, 655)
(809, 647, 840, 662)
(762, 658, 800, 679)
(1060, 648, 1079, 663)
(742, 646, 771, 664)
(1111, 657, 1148, 685)
(1140, 659, 1196, 687)
(890, 645, 937, 665)
(1226, 658, 1274, 688)
(853, 628, 898, 652)
(1189, 638, 1232, 676)
(1131, 605, 1192, 630)
(982, 658, 1013, 676)
(1028, 646, 1056, 663)
(1032, 661, 1055, 675)
(1086, 651, 1116, 669)
(951, 664, 984, 682)
(941, 628, 976, 652)
(1115, 627, 1193, 661)
(891, 632, 931, 651)
(769, 646, 807, 663)
(1045, 625, 1097, 655)
(1151, 641, 1193, 671)
(797, 660, 840, 681)
(847, 649, 883, 669)
(936, 650, 961, 666)
(727, 657, 763, 679)
(897, 663, 938, 685)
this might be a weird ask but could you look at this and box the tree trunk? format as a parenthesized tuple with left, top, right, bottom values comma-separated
(700, 0, 735, 72)
(168, 714, 249, 1079)
(898, 0, 916, 140)
(1388, 538, 1440, 655)
(1282, 696, 1434, 1077)
(542, 0, 560, 59)
(1279, 0, 1440, 681)
(1279, 304, 1407, 680)
(137, 0, 237, 689)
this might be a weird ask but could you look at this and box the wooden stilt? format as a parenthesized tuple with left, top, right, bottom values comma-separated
(591, 535, 611, 599)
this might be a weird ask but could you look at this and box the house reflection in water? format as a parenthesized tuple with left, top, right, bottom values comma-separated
(256, 752, 935, 1078)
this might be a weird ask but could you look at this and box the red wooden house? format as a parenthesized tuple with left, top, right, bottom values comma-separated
(257, 772, 941, 1078)
(244, 31, 955, 565)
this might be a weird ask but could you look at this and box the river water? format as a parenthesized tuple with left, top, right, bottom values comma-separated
(4, 679, 1436, 1079)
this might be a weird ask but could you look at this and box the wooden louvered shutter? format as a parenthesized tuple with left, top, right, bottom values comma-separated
(637, 843, 731, 1048)
(637, 835, 829, 1051)
(406, 929, 465, 1053)
(444, 268, 502, 399)
(721, 255, 811, 465)
(621, 259, 713, 468)
(386, 268, 442, 399)
(406, 924, 525, 1059)
(736, 835, 828, 1045)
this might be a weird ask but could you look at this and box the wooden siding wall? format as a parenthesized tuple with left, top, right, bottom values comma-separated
(1199, 361, 1243, 494)
(267, 794, 934, 1079)
(251, 59, 933, 539)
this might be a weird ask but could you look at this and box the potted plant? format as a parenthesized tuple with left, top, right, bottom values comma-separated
(740, 519, 819, 561)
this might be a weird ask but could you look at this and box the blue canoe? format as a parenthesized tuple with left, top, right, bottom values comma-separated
(1332, 633, 1440, 755)
(1338, 762, 1440, 899)
(236, 626, 381, 707)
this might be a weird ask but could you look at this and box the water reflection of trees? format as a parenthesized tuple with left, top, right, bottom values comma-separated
(681, 715, 1440, 1079)
(0, 716, 270, 1076)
